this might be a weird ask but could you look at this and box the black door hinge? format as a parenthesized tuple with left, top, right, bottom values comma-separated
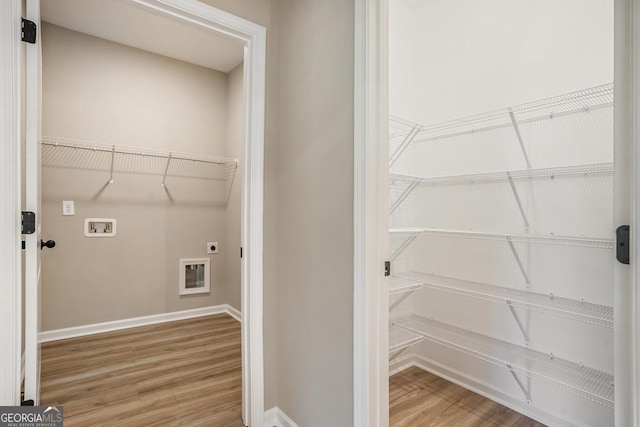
(616, 225, 630, 265)
(240, 247, 243, 258)
(21, 18, 36, 44)
(384, 261, 391, 277)
(22, 211, 35, 235)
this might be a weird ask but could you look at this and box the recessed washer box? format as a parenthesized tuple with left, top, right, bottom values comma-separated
(84, 218, 116, 237)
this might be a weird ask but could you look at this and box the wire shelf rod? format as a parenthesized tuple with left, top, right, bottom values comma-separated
(41, 136, 238, 166)
(409, 102, 613, 144)
(389, 227, 614, 249)
(392, 315, 614, 407)
(390, 83, 613, 141)
(393, 272, 613, 328)
(389, 162, 614, 187)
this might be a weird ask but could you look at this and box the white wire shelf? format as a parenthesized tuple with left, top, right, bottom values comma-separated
(392, 314, 614, 408)
(390, 83, 613, 144)
(393, 272, 613, 328)
(389, 324, 424, 354)
(390, 162, 613, 186)
(389, 227, 614, 249)
(41, 136, 238, 166)
(389, 276, 424, 295)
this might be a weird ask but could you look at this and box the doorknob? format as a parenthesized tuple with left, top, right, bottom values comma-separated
(40, 239, 56, 250)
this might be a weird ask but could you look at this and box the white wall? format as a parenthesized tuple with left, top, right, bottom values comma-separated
(390, 0, 615, 425)
(40, 23, 241, 330)
(390, 0, 614, 124)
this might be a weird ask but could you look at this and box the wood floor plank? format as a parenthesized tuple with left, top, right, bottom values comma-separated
(390, 366, 547, 427)
(40, 314, 243, 427)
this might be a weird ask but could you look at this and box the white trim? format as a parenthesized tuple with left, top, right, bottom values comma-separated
(615, 0, 640, 425)
(17, 0, 266, 422)
(391, 353, 582, 427)
(38, 305, 241, 343)
(226, 304, 242, 322)
(354, 0, 389, 426)
(0, 0, 23, 406)
(264, 407, 299, 427)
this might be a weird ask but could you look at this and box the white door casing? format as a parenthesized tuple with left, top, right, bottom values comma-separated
(24, 0, 42, 404)
(354, 0, 640, 426)
(17, 0, 266, 423)
(0, 0, 23, 407)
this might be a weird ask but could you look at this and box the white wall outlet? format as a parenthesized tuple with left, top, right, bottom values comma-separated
(207, 242, 219, 254)
(62, 200, 75, 216)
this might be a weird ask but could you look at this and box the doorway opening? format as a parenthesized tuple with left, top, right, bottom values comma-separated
(20, 1, 266, 425)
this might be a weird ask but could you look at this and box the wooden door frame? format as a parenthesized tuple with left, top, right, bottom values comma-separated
(353, 0, 640, 425)
(0, 1, 266, 424)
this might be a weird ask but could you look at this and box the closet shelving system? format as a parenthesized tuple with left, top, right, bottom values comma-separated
(41, 136, 238, 190)
(387, 83, 615, 410)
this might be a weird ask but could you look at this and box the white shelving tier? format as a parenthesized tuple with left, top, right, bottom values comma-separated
(392, 315, 614, 408)
(389, 83, 613, 167)
(391, 272, 613, 328)
(389, 324, 424, 361)
(41, 136, 238, 193)
(389, 227, 613, 262)
(388, 83, 615, 417)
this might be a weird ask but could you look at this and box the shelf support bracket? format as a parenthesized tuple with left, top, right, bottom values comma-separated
(108, 145, 115, 184)
(161, 152, 173, 187)
(391, 234, 419, 262)
(390, 180, 420, 215)
(389, 125, 421, 167)
(508, 109, 532, 169)
(506, 364, 532, 403)
(506, 236, 531, 289)
(390, 289, 417, 311)
(389, 347, 411, 362)
(506, 172, 530, 231)
(506, 300, 530, 342)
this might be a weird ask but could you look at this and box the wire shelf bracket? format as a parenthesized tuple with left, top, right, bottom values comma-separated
(507, 173, 530, 231)
(507, 363, 532, 403)
(108, 145, 115, 184)
(508, 109, 532, 169)
(390, 179, 420, 215)
(507, 300, 530, 342)
(161, 153, 173, 188)
(390, 125, 421, 168)
(506, 237, 531, 288)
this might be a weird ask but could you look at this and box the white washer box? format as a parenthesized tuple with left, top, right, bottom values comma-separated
(84, 218, 116, 237)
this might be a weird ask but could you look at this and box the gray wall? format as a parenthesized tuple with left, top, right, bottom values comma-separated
(40, 23, 242, 330)
(274, 0, 354, 425)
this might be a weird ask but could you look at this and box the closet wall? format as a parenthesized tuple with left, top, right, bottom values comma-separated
(389, 1, 614, 426)
(40, 23, 243, 331)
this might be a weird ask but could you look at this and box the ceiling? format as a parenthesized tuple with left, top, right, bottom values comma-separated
(40, 0, 245, 73)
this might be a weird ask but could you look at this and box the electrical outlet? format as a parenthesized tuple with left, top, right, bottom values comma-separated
(207, 242, 218, 254)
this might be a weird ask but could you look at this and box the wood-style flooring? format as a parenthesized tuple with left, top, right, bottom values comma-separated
(40, 314, 243, 427)
(390, 366, 547, 427)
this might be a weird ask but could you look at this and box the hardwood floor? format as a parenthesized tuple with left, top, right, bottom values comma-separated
(40, 314, 244, 427)
(390, 366, 547, 427)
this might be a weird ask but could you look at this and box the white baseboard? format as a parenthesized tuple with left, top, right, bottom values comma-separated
(226, 304, 242, 322)
(264, 407, 299, 427)
(390, 352, 582, 427)
(39, 304, 241, 343)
